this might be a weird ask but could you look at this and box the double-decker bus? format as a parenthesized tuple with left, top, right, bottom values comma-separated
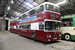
(61, 16, 75, 40)
(10, 19, 19, 33)
(10, 2, 61, 42)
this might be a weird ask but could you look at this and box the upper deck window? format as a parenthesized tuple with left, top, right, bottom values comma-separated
(36, 5, 44, 13)
(29, 9, 35, 15)
(45, 4, 59, 13)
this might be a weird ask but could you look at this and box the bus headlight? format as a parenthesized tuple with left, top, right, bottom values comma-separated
(48, 39, 50, 41)
(59, 34, 61, 36)
(49, 35, 51, 38)
(47, 35, 51, 38)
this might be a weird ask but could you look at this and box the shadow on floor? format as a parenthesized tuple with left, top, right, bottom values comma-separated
(20, 35, 60, 45)
(0, 42, 4, 50)
(61, 38, 75, 42)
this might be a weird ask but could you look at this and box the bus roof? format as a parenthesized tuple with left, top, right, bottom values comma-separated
(19, 2, 59, 17)
(61, 16, 75, 19)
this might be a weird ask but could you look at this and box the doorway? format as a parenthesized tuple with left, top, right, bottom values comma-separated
(6, 20, 8, 30)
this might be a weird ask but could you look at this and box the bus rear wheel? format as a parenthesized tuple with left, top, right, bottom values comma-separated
(31, 33, 36, 40)
(64, 34, 71, 40)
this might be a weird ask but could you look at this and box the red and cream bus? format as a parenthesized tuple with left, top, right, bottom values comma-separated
(10, 2, 61, 42)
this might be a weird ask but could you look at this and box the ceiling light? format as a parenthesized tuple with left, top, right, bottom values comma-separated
(10, 17, 14, 19)
(33, 2, 38, 6)
(4, 15, 6, 17)
(7, 6, 10, 10)
(26, 2, 34, 8)
(15, 12, 21, 16)
(56, 0, 67, 5)
(26, 7, 31, 9)
(11, 0, 14, 4)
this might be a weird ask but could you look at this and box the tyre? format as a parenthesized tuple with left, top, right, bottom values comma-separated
(31, 33, 36, 40)
(14, 30, 16, 33)
(64, 34, 71, 40)
(19, 31, 21, 36)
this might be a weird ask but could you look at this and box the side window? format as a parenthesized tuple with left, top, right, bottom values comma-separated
(19, 24, 31, 29)
(24, 24, 31, 29)
(36, 7, 40, 13)
(19, 14, 25, 19)
(16, 26, 18, 29)
(39, 22, 44, 30)
(36, 5, 44, 13)
(62, 18, 73, 27)
(40, 5, 44, 12)
(23, 14, 26, 18)
(45, 4, 54, 11)
(19, 16, 22, 19)
(19, 25, 23, 29)
(29, 9, 35, 15)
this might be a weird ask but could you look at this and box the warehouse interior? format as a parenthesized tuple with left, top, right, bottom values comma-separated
(0, 0, 75, 31)
(0, 0, 75, 50)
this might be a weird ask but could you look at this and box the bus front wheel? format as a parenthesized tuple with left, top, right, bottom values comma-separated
(64, 34, 71, 40)
(31, 33, 36, 40)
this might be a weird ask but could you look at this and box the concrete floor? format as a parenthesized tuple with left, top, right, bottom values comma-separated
(0, 31, 75, 50)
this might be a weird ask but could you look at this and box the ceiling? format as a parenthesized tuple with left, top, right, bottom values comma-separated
(0, 0, 75, 19)
(0, 0, 8, 16)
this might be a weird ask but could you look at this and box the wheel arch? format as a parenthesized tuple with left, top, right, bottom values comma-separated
(64, 33, 71, 40)
(64, 33, 71, 36)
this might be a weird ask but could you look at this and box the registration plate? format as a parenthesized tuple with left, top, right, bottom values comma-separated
(53, 38, 57, 39)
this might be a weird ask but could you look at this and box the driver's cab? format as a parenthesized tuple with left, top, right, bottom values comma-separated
(44, 19, 61, 31)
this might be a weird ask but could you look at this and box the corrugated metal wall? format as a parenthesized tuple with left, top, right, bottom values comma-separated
(0, 20, 6, 31)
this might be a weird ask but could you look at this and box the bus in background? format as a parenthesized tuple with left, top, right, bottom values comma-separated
(61, 16, 75, 40)
(10, 19, 19, 33)
(12, 2, 61, 42)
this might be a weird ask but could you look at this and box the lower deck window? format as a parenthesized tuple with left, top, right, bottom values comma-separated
(19, 24, 31, 29)
(39, 22, 44, 30)
(45, 21, 61, 31)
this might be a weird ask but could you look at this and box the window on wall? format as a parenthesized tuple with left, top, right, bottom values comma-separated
(39, 22, 44, 30)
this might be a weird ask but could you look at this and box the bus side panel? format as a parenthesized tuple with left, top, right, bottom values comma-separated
(25, 30, 32, 38)
(21, 29, 27, 37)
(12, 29, 14, 32)
(15, 29, 19, 34)
(21, 30, 45, 42)
(71, 35, 75, 40)
(35, 30, 45, 42)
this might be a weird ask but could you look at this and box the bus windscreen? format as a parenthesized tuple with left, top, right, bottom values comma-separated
(62, 18, 73, 27)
